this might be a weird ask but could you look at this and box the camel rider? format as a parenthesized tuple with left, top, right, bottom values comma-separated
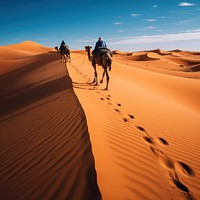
(59, 40, 71, 58)
(92, 37, 107, 56)
(92, 37, 113, 59)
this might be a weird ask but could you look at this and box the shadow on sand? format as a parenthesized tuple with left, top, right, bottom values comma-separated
(0, 53, 71, 118)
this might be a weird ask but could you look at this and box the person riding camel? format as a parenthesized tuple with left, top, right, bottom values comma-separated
(59, 40, 71, 59)
(92, 37, 107, 56)
(92, 37, 113, 60)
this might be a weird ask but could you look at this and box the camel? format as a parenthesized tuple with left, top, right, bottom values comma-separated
(55, 46, 71, 63)
(85, 46, 112, 90)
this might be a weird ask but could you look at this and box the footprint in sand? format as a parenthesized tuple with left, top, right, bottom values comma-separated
(97, 97, 134, 123)
(171, 163, 195, 199)
(150, 146, 174, 169)
(128, 114, 134, 119)
(99, 96, 113, 106)
(158, 137, 169, 145)
(122, 117, 129, 122)
(121, 114, 135, 123)
(156, 137, 169, 145)
(114, 108, 121, 113)
(174, 161, 195, 178)
(136, 126, 146, 132)
(136, 126, 154, 144)
(169, 172, 189, 192)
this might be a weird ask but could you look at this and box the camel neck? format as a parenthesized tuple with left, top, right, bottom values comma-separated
(87, 49, 92, 62)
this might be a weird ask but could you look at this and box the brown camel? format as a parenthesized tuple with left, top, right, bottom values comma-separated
(55, 46, 70, 63)
(85, 46, 112, 90)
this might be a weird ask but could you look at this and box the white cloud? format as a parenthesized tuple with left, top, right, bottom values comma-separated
(184, 28, 200, 32)
(114, 22, 123, 25)
(178, 20, 191, 24)
(178, 2, 195, 6)
(145, 19, 157, 22)
(131, 13, 142, 17)
(143, 26, 156, 30)
(152, 5, 158, 8)
(137, 26, 157, 31)
(109, 32, 200, 45)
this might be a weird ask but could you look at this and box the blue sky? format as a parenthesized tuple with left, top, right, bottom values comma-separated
(0, 0, 200, 51)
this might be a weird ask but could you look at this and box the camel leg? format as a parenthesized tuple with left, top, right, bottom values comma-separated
(63, 54, 67, 63)
(100, 70, 106, 83)
(93, 63, 98, 85)
(61, 54, 64, 62)
(67, 54, 71, 63)
(105, 69, 109, 90)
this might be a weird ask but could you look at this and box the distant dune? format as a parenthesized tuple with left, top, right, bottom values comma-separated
(1, 41, 200, 200)
(7, 40, 51, 53)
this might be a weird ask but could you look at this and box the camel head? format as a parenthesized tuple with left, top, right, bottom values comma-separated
(85, 46, 92, 52)
(55, 46, 60, 53)
(85, 46, 93, 62)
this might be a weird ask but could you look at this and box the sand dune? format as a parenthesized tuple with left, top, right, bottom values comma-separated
(0, 42, 101, 200)
(1, 41, 200, 200)
(7, 41, 51, 53)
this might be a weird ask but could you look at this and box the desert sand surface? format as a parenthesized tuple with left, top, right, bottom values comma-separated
(1, 41, 200, 200)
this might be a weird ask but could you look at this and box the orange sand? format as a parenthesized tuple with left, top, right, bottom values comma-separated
(1, 41, 200, 200)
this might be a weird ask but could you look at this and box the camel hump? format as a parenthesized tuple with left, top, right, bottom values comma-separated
(98, 47, 113, 57)
(63, 44, 69, 50)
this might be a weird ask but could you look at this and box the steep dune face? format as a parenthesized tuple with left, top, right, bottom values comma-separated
(0, 42, 101, 200)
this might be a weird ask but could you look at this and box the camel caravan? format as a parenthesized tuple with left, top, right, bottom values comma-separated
(56, 37, 113, 90)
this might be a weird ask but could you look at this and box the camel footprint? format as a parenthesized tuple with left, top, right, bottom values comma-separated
(97, 92, 135, 123)
(157, 137, 169, 145)
(150, 146, 174, 169)
(174, 161, 195, 178)
(121, 114, 135, 122)
(169, 171, 190, 193)
(136, 126, 154, 144)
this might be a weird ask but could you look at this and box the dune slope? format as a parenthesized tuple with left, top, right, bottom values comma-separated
(0, 43, 101, 200)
